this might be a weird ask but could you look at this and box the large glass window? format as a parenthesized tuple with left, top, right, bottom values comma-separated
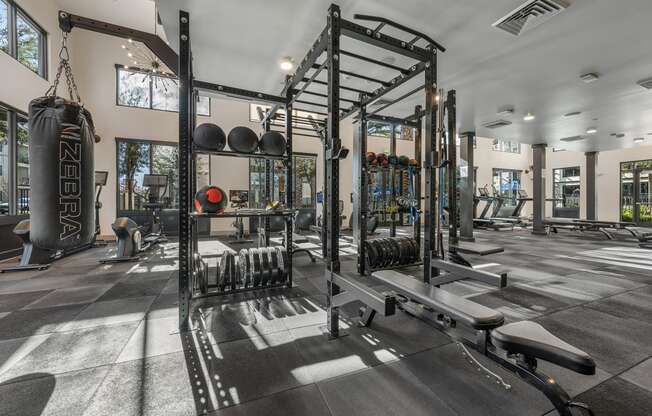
(0, 104, 31, 215)
(553, 167, 580, 218)
(0, 2, 46, 77)
(0, 0, 8, 53)
(492, 139, 520, 154)
(366, 120, 414, 141)
(0, 108, 8, 214)
(116, 66, 210, 115)
(249, 103, 323, 130)
(492, 168, 521, 207)
(116, 139, 179, 214)
(249, 153, 317, 209)
(621, 160, 652, 225)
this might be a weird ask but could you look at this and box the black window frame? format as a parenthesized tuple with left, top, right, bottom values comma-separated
(0, 0, 48, 79)
(115, 64, 211, 116)
(0, 100, 30, 216)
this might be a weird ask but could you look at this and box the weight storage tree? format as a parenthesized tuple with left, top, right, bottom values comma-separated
(177, 13, 297, 330)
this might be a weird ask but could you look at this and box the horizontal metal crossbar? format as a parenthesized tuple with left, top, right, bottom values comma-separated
(340, 50, 410, 74)
(194, 80, 285, 105)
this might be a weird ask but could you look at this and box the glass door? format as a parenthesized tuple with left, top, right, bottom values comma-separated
(553, 167, 580, 218)
(621, 160, 652, 226)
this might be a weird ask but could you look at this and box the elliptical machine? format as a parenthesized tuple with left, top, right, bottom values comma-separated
(99, 174, 168, 264)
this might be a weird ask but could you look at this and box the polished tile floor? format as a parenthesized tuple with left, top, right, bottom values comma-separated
(0, 227, 651, 415)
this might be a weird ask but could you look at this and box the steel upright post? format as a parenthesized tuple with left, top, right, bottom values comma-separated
(423, 48, 438, 283)
(447, 90, 458, 247)
(326, 3, 342, 337)
(353, 96, 368, 275)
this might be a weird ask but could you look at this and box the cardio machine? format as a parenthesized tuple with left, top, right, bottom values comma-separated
(99, 174, 168, 264)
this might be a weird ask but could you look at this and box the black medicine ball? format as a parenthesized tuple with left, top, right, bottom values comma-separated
(227, 126, 259, 153)
(194, 186, 228, 214)
(193, 123, 226, 151)
(258, 131, 287, 156)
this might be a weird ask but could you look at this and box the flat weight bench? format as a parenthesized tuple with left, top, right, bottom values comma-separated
(367, 270, 596, 416)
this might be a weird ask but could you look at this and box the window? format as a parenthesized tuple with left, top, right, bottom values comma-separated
(249, 103, 323, 130)
(492, 139, 520, 154)
(0, 1, 47, 77)
(492, 168, 521, 208)
(249, 153, 317, 209)
(620, 160, 652, 225)
(553, 167, 580, 218)
(366, 120, 414, 141)
(0, 103, 31, 215)
(116, 139, 179, 214)
(116, 66, 210, 116)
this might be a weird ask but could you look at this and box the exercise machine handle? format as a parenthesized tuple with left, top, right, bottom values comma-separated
(353, 14, 446, 52)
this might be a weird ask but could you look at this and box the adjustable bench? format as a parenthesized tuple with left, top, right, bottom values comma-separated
(368, 270, 596, 415)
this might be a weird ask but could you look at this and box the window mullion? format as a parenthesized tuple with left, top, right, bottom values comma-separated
(8, 0, 16, 58)
(7, 110, 16, 216)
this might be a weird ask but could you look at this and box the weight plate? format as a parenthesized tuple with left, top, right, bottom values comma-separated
(250, 248, 262, 287)
(375, 239, 386, 268)
(259, 248, 271, 286)
(275, 246, 289, 283)
(388, 238, 401, 266)
(368, 240, 380, 269)
(218, 253, 228, 291)
(364, 240, 375, 269)
(379, 239, 392, 268)
(238, 249, 251, 288)
(268, 247, 279, 284)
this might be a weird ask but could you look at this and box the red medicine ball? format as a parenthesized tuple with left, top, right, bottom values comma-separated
(194, 186, 228, 213)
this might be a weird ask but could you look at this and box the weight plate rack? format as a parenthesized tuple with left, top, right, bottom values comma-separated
(364, 237, 420, 271)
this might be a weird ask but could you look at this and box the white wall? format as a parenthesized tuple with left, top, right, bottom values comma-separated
(0, 0, 63, 111)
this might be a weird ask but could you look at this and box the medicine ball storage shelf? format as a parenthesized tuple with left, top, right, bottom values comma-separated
(193, 148, 289, 161)
(190, 210, 294, 219)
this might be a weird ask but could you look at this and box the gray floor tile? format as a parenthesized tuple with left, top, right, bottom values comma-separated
(96, 278, 168, 302)
(22, 285, 113, 310)
(402, 343, 552, 416)
(572, 377, 652, 416)
(59, 296, 156, 331)
(0, 334, 50, 376)
(198, 330, 312, 409)
(585, 288, 652, 321)
(0, 322, 138, 382)
(318, 360, 457, 416)
(0, 290, 52, 312)
(146, 292, 179, 320)
(117, 316, 182, 362)
(0, 366, 109, 416)
(0, 304, 87, 341)
(82, 351, 197, 416)
(535, 306, 652, 374)
(620, 357, 652, 393)
(209, 384, 331, 416)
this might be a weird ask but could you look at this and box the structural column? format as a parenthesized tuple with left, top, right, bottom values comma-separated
(585, 151, 597, 220)
(459, 131, 475, 241)
(532, 144, 547, 235)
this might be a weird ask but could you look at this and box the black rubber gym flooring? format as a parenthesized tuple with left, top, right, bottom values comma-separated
(0, 227, 651, 415)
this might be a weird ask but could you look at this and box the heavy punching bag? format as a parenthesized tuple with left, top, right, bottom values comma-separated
(29, 32, 96, 251)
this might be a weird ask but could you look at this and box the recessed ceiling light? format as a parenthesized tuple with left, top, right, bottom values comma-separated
(563, 111, 581, 118)
(133, 61, 137, 65)
(121, 44, 126, 49)
(634, 137, 645, 143)
(127, 52, 133, 58)
(123, 65, 129, 69)
(523, 113, 535, 121)
(580, 72, 599, 83)
(279, 57, 294, 72)
(128, 38, 133, 43)
(586, 128, 597, 134)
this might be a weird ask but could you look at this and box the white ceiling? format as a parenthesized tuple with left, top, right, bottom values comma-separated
(60, 0, 652, 152)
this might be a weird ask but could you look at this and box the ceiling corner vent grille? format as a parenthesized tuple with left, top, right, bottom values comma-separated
(637, 77, 652, 90)
(482, 119, 512, 129)
(493, 0, 571, 36)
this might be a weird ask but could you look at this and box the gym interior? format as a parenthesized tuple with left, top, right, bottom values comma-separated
(0, 1, 651, 415)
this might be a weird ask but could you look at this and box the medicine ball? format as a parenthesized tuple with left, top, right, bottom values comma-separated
(399, 155, 410, 166)
(376, 153, 387, 163)
(259, 131, 286, 156)
(366, 152, 376, 164)
(228, 126, 258, 153)
(409, 158, 419, 167)
(193, 123, 226, 151)
(194, 186, 228, 214)
(381, 158, 389, 167)
(388, 155, 399, 166)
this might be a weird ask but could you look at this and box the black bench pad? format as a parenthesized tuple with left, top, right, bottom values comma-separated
(491, 321, 596, 375)
(452, 241, 504, 256)
(372, 270, 505, 330)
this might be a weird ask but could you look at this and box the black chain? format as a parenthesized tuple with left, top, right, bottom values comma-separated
(46, 31, 81, 103)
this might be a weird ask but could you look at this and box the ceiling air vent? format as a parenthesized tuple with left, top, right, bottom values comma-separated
(636, 77, 652, 90)
(493, 0, 571, 36)
(482, 119, 513, 129)
(560, 135, 585, 142)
